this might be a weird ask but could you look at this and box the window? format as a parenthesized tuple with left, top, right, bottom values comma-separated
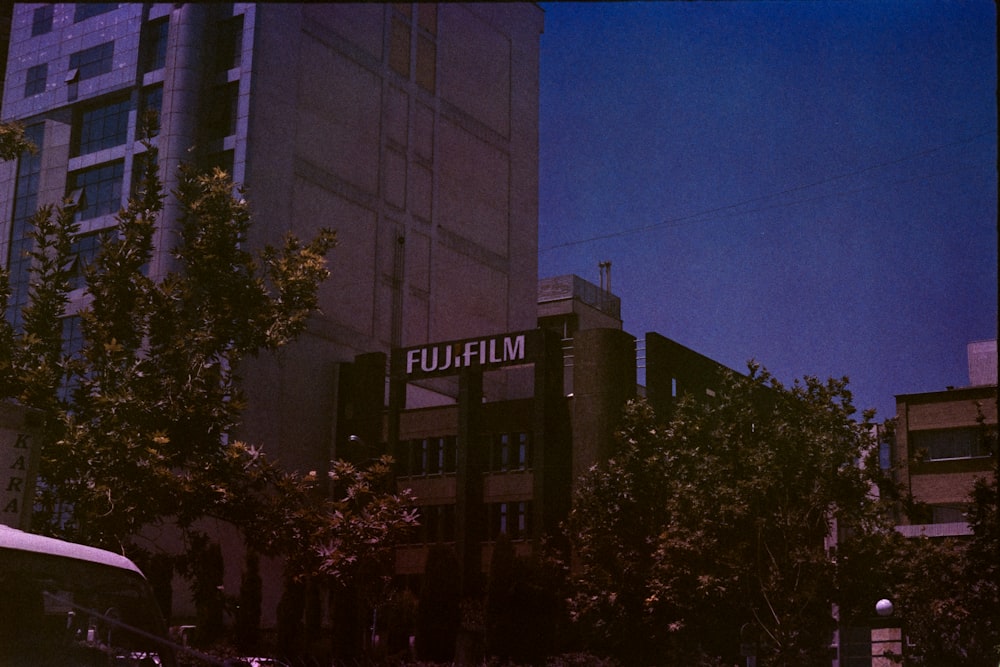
(25, 64, 47, 96)
(141, 18, 169, 73)
(215, 16, 244, 72)
(6, 124, 45, 330)
(931, 504, 967, 524)
(911, 427, 995, 461)
(69, 42, 115, 81)
(389, 4, 437, 93)
(32, 5, 54, 36)
(204, 83, 238, 141)
(489, 431, 531, 472)
(68, 161, 124, 221)
(488, 501, 530, 540)
(73, 96, 131, 155)
(139, 86, 163, 137)
(417, 504, 455, 543)
(66, 232, 104, 291)
(400, 436, 456, 476)
(389, 18, 410, 77)
(74, 4, 117, 23)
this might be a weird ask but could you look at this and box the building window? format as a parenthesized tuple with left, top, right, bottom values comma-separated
(417, 504, 455, 544)
(32, 5, 54, 36)
(204, 83, 238, 141)
(911, 427, 996, 461)
(401, 436, 456, 476)
(69, 42, 115, 82)
(67, 232, 105, 291)
(25, 64, 47, 96)
(141, 18, 169, 73)
(931, 504, 967, 524)
(215, 15, 244, 72)
(489, 432, 531, 472)
(5, 124, 44, 331)
(74, 4, 117, 23)
(139, 86, 163, 137)
(389, 4, 437, 93)
(488, 501, 530, 540)
(73, 96, 131, 156)
(389, 17, 410, 77)
(68, 161, 124, 221)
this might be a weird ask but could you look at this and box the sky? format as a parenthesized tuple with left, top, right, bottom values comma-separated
(537, 0, 998, 421)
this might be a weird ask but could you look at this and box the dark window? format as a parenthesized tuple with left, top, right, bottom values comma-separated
(418, 504, 455, 543)
(215, 16, 244, 72)
(489, 501, 530, 540)
(69, 42, 115, 81)
(74, 4, 117, 23)
(68, 161, 124, 221)
(204, 83, 238, 140)
(141, 18, 169, 73)
(59, 315, 85, 402)
(911, 427, 995, 461)
(73, 96, 131, 155)
(139, 86, 162, 137)
(31, 5, 54, 36)
(67, 232, 104, 291)
(389, 18, 410, 77)
(416, 35, 435, 93)
(6, 124, 45, 330)
(416, 3, 436, 35)
(489, 432, 531, 472)
(25, 64, 47, 96)
(130, 150, 158, 200)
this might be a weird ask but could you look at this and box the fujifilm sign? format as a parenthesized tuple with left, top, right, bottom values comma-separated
(395, 330, 540, 379)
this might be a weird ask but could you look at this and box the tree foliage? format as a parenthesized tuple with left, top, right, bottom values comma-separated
(0, 124, 415, 590)
(566, 365, 888, 666)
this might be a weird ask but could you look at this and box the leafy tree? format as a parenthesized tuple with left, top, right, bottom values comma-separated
(0, 121, 36, 160)
(0, 122, 416, 610)
(566, 365, 887, 666)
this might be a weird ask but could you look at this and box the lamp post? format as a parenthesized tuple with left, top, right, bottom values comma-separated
(871, 598, 903, 667)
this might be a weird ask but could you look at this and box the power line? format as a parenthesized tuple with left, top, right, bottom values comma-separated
(539, 129, 996, 252)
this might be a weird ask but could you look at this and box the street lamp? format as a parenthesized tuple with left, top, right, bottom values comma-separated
(872, 598, 902, 667)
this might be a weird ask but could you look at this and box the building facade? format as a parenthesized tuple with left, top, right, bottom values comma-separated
(1, 1, 544, 627)
(325, 273, 733, 595)
(1, 1, 544, 475)
(892, 340, 998, 538)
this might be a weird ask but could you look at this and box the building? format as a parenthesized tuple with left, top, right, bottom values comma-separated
(892, 339, 998, 538)
(1, 1, 544, 472)
(1, 1, 544, 627)
(321, 272, 733, 597)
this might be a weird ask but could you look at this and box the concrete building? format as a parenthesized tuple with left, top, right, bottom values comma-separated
(322, 273, 734, 596)
(1, 1, 544, 628)
(892, 339, 998, 538)
(1, 2, 544, 474)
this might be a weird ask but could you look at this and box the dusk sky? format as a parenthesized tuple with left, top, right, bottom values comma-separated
(537, 1, 997, 420)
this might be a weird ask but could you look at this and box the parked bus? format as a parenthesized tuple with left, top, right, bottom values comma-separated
(0, 525, 176, 666)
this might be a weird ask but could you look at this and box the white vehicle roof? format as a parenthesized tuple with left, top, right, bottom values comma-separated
(0, 524, 144, 576)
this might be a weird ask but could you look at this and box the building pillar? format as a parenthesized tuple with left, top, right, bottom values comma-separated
(455, 367, 484, 595)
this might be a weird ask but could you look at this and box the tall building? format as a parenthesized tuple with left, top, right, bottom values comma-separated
(1, 1, 543, 629)
(1, 1, 543, 474)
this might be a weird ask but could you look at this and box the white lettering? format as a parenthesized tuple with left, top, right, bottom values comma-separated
(504, 335, 525, 362)
(406, 349, 421, 375)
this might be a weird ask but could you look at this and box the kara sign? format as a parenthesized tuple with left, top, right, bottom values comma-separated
(0, 403, 41, 530)
(395, 330, 541, 379)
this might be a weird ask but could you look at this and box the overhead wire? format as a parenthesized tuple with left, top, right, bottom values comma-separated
(539, 129, 996, 252)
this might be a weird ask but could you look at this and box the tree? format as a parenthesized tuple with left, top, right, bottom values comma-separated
(566, 365, 887, 666)
(0, 121, 36, 161)
(0, 122, 416, 608)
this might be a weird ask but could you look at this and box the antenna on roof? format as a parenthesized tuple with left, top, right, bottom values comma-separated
(599, 260, 612, 294)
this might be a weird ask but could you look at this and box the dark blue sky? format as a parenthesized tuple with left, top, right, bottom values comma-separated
(538, 0, 997, 420)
